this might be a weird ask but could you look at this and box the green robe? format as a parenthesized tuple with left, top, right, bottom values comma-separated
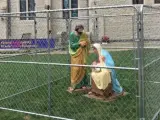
(69, 32, 90, 89)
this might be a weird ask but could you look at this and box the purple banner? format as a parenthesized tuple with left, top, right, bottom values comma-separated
(0, 39, 55, 49)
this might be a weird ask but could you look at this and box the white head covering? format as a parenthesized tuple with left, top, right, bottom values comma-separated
(93, 43, 102, 56)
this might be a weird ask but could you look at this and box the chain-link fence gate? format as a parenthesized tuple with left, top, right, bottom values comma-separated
(143, 5, 160, 120)
(0, 5, 159, 120)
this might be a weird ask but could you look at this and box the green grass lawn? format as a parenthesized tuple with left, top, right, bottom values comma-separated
(0, 49, 159, 120)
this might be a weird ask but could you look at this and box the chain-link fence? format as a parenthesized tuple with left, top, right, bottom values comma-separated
(143, 5, 160, 120)
(0, 5, 159, 120)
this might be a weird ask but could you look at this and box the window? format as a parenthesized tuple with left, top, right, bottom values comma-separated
(63, 0, 69, 19)
(133, 0, 144, 4)
(71, 0, 78, 17)
(20, 0, 26, 20)
(20, 0, 35, 20)
(62, 0, 78, 19)
(155, 0, 160, 4)
(28, 0, 35, 20)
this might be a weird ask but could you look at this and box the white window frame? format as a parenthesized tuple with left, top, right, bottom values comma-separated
(19, 0, 35, 20)
(70, 0, 78, 18)
(62, 0, 78, 19)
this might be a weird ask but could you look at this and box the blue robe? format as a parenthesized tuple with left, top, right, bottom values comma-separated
(101, 49, 123, 93)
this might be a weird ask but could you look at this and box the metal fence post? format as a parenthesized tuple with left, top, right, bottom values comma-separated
(132, 13, 139, 120)
(103, 15, 105, 36)
(34, 15, 37, 54)
(33, 13, 39, 86)
(93, 18, 96, 42)
(137, 5, 145, 120)
(66, 18, 71, 79)
(93, 17, 98, 42)
(95, 17, 99, 41)
(132, 15, 137, 67)
(47, 10, 52, 116)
